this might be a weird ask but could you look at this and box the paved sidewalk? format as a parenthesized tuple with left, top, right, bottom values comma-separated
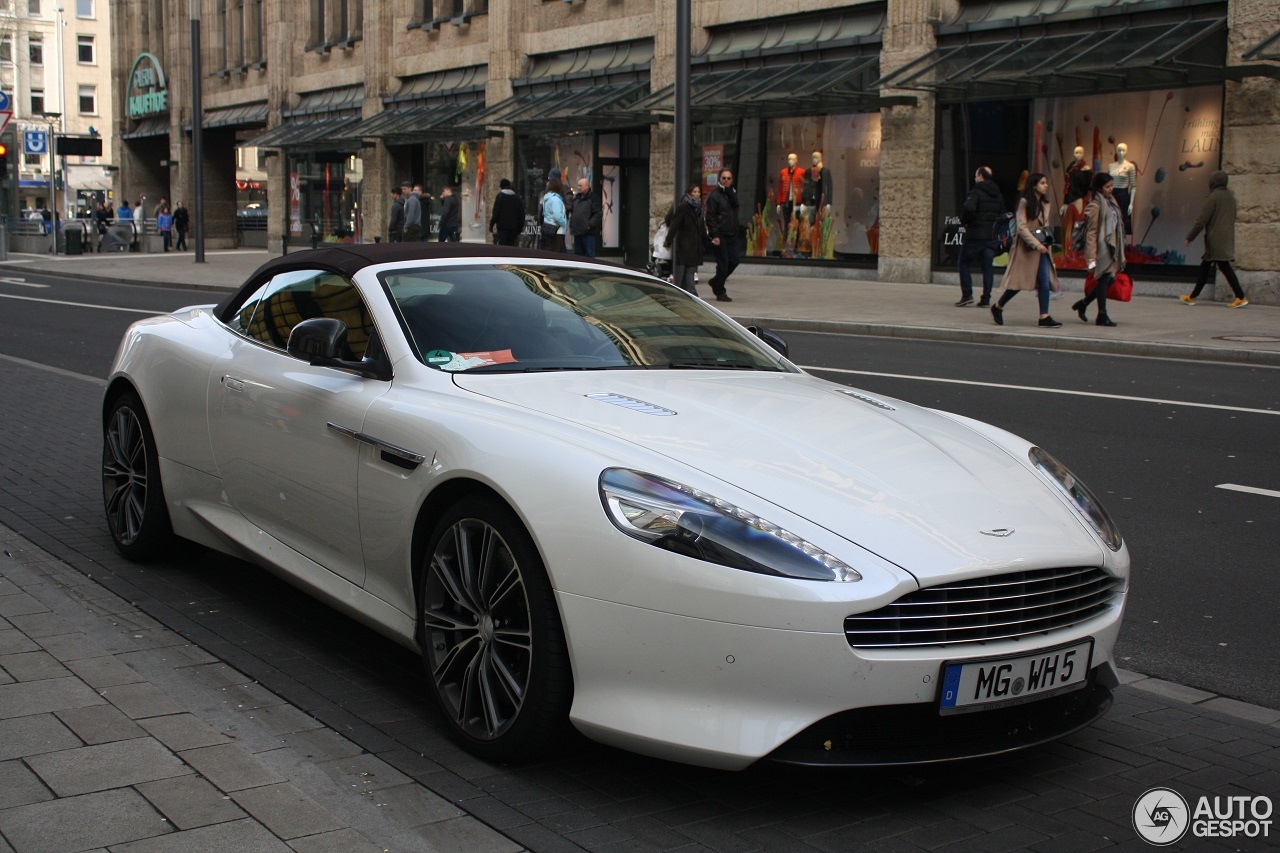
(0, 522, 519, 853)
(2, 249, 1278, 366)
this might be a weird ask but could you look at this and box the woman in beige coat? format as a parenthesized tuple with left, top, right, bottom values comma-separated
(1073, 171, 1125, 327)
(991, 173, 1061, 328)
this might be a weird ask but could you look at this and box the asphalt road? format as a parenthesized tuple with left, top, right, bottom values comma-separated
(1, 273, 1278, 851)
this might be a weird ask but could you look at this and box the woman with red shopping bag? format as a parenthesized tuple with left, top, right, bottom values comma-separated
(1074, 171, 1125, 327)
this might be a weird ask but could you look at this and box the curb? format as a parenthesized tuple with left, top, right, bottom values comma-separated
(736, 316, 1280, 367)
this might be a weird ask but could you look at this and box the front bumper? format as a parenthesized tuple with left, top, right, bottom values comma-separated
(558, 592, 1124, 770)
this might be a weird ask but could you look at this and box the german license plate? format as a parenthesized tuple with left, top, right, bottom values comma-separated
(938, 640, 1092, 715)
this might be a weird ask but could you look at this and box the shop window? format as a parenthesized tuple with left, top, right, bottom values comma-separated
(77, 35, 94, 64)
(23, 152, 41, 168)
(28, 34, 42, 66)
(78, 84, 96, 115)
(76, 0, 93, 18)
(30, 88, 44, 115)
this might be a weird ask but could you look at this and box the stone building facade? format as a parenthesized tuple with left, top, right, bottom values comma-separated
(111, 0, 1278, 300)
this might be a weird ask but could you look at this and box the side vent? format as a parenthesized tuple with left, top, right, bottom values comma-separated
(837, 389, 896, 411)
(585, 393, 676, 416)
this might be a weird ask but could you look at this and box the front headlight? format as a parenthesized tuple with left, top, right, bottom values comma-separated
(598, 468, 861, 582)
(1029, 447, 1122, 551)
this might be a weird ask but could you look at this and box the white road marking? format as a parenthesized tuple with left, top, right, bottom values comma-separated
(802, 365, 1280, 417)
(0, 293, 160, 314)
(1216, 483, 1280, 499)
(0, 276, 48, 288)
(0, 352, 106, 386)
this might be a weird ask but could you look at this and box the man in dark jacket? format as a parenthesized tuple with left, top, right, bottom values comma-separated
(569, 178, 602, 257)
(957, 166, 1005, 307)
(704, 168, 740, 302)
(1182, 170, 1247, 307)
(437, 186, 460, 242)
(387, 186, 404, 242)
(402, 182, 423, 242)
(489, 178, 525, 246)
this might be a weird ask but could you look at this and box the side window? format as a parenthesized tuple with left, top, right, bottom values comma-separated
(228, 269, 374, 360)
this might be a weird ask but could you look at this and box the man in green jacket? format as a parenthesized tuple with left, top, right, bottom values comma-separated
(1181, 171, 1248, 308)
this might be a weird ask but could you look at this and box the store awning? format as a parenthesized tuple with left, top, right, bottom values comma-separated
(122, 116, 169, 139)
(874, 9, 1228, 101)
(1229, 27, 1280, 80)
(460, 81, 655, 136)
(240, 114, 363, 150)
(346, 100, 488, 144)
(200, 102, 269, 130)
(634, 54, 888, 121)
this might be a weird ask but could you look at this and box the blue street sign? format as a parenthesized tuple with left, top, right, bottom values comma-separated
(0, 91, 10, 111)
(24, 130, 48, 155)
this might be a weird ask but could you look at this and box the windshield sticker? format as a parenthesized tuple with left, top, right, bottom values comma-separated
(434, 349, 518, 372)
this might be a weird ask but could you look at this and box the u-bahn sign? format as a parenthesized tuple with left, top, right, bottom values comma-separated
(126, 53, 168, 118)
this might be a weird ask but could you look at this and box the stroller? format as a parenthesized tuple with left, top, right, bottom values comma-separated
(647, 221, 672, 280)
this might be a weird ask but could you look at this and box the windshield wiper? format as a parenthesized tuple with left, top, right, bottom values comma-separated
(665, 360, 766, 370)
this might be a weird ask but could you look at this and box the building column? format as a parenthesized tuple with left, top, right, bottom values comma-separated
(1224, 0, 1280, 304)
(877, 0, 959, 283)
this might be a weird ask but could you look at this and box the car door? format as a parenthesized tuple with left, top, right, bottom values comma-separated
(207, 267, 390, 587)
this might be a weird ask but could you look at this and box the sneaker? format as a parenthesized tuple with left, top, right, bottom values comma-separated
(715, 293, 733, 302)
(991, 305, 1003, 326)
(955, 297, 974, 307)
(1179, 294, 1196, 305)
(1229, 297, 1249, 308)
(1038, 316, 1063, 328)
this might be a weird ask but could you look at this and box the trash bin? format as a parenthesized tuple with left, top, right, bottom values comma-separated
(65, 227, 83, 255)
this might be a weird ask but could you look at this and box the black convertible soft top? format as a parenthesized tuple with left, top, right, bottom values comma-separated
(213, 242, 629, 323)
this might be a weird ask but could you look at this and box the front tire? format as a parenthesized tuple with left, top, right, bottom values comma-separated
(419, 498, 573, 762)
(102, 391, 177, 560)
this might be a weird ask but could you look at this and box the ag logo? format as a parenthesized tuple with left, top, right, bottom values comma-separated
(1133, 787, 1189, 845)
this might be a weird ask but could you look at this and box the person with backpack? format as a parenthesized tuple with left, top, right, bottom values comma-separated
(1073, 171, 1125, 327)
(956, 166, 1004, 307)
(991, 173, 1062, 328)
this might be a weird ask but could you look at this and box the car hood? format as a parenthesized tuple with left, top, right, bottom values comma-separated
(454, 370, 1105, 583)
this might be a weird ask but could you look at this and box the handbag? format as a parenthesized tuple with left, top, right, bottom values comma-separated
(539, 220, 559, 239)
(1084, 271, 1133, 302)
(1030, 226, 1053, 247)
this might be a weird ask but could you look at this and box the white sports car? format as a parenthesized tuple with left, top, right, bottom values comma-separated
(102, 243, 1128, 770)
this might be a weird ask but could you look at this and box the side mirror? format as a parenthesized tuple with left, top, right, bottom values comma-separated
(287, 318, 390, 380)
(747, 325, 789, 358)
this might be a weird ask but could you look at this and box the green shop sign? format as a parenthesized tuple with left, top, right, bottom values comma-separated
(126, 53, 168, 118)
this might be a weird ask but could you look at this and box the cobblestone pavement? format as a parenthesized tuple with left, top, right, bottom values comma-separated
(0, 258, 1275, 851)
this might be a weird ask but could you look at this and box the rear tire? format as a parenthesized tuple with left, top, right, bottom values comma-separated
(418, 497, 574, 762)
(102, 391, 178, 560)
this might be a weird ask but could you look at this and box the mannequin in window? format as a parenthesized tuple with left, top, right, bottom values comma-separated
(1061, 146, 1092, 251)
(802, 150, 833, 226)
(776, 152, 805, 252)
(1108, 142, 1136, 238)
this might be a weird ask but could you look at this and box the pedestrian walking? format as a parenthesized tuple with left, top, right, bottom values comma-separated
(570, 178, 602, 257)
(157, 205, 173, 252)
(489, 178, 525, 246)
(437, 186, 460, 242)
(1073, 171, 1124, 326)
(704, 168, 740, 302)
(991, 173, 1062, 328)
(957, 166, 1004, 307)
(387, 186, 404, 242)
(402, 182, 423, 242)
(540, 179, 568, 252)
(172, 201, 189, 251)
(664, 183, 707, 296)
(1181, 171, 1248, 308)
(93, 201, 113, 252)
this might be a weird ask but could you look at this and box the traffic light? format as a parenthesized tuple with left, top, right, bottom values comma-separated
(0, 143, 9, 178)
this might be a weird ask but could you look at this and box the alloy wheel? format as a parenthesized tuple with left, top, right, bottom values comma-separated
(103, 405, 148, 546)
(422, 518, 533, 741)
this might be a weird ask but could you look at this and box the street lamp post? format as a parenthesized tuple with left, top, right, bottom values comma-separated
(674, 0, 691, 213)
(42, 112, 60, 254)
(54, 5, 69, 227)
(190, 0, 205, 262)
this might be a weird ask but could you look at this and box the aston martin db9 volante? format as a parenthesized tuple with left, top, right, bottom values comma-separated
(102, 243, 1128, 769)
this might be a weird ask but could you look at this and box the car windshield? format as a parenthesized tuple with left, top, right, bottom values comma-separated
(378, 264, 794, 373)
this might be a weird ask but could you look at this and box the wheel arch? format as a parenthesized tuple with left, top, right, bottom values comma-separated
(102, 377, 142, 425)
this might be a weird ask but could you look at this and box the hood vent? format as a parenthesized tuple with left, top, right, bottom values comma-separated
(585, 392, 676, 416)
(837, 389, 896, 411)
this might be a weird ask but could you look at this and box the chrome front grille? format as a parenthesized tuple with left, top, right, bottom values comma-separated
(845, 566, 1123, 649)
